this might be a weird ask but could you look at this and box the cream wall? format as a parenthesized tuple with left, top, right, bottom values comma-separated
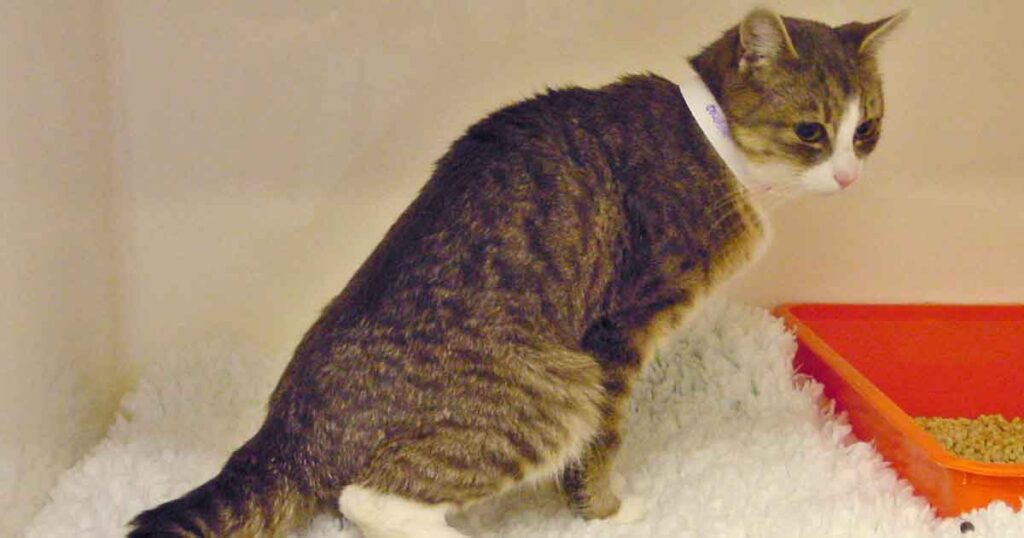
(0, 1, 118, 535)
(109, 0, 1024, 379)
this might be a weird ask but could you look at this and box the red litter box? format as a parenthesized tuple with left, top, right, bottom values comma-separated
(773, 304, 1024, 517)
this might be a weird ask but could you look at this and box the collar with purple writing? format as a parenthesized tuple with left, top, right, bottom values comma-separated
(677, 66, 759, 191)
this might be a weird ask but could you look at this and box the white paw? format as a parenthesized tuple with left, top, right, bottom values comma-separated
(610, 471, 627, 494)
(610, 495, 647, 524)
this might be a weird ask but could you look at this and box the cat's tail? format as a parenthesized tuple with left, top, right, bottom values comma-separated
(126, 448, 317, 537)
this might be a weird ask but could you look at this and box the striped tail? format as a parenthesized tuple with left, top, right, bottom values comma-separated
(126, 451, 315, 537)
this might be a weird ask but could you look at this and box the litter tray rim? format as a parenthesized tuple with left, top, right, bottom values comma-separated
(774, 302, 1024, 478)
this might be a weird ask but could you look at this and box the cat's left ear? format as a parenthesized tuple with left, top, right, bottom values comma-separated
(836, 11, 908, 56)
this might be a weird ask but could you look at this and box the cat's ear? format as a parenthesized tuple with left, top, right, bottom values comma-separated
(738, 8, 798, 69)
(836, 11, 908, 56)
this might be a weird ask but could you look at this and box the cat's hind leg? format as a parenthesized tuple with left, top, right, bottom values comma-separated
(560, 305, 686, 522)
(339, 485, 468, 538)
(340, 343, 606, 535)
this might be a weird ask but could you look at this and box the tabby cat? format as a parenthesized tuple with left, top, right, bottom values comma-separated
(128, 8, 903, 538)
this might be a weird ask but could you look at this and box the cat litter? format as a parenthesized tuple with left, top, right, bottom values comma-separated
(776, 303, 1024, 517)
(917, 415, 1024, 464)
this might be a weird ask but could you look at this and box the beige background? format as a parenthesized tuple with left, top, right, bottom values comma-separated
(0, 1, 118, 535)
(4, 0, 1024, 533)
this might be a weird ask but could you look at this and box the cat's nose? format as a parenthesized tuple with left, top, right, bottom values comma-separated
(834, 171, 858, 189)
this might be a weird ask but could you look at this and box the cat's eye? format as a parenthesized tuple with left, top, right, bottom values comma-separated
(855, 119, 878, 141)
(794, 122, 826, 143)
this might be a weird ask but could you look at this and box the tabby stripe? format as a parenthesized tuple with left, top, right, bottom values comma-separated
(522, 150, 556, 191)
(561, 122, 585, 168)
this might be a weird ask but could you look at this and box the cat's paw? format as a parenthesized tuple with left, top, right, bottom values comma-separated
(609, 495, 646, 524)
(610, 471, 627, 494)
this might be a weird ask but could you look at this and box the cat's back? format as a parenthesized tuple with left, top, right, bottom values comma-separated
(316, 79, 677, 329)
(259, 82, 643, 480)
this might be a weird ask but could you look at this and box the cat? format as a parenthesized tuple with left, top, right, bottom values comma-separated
(128, 8, 903, 538)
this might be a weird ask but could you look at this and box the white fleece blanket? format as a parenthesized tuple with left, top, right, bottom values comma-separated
(25, 301, 1023, 537)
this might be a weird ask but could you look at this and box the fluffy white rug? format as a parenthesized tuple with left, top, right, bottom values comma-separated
(25, 301, 1023, 537)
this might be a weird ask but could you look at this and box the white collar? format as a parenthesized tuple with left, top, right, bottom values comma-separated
(677, 65, 757, 191)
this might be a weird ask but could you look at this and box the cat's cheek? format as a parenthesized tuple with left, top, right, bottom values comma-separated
(743, 161, 800, 192)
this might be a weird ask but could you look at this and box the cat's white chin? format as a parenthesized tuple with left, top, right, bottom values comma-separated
(798, 158, 863, 195)
(742, 161, 803, 195)
(800, 174, 844, 195)
(744, 159, 863, 196)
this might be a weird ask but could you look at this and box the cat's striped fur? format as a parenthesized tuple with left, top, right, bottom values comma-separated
(128, 8, 902, 537)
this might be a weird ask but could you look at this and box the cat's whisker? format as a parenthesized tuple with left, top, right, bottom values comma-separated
(705, 189, 749, 232)
(706, 185, 748, 209)
(705, 176, 799, 233)
(708, 195, 752, 232)
(702, 190, 742, 216)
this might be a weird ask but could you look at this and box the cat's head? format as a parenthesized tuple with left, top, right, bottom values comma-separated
(694, 9, 906, 195)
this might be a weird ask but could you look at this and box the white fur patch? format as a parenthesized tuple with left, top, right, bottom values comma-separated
(745, 160, 802, 192)
(339, 485, 466, 538)
(607, 471, 647, 524)
(799, 97, 862, 194)
(608, 495, 647, 524)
